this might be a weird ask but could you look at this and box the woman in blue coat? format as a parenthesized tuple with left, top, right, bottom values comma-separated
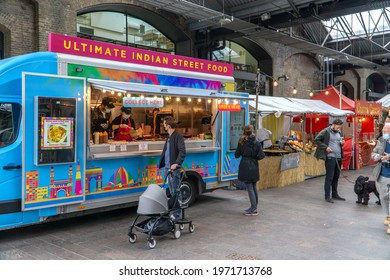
(235, 125, 265, 216)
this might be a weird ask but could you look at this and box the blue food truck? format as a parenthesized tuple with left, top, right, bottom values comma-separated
(0, 33, 249, 230)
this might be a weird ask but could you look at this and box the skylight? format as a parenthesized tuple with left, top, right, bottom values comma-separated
(322, 8, 390, 41)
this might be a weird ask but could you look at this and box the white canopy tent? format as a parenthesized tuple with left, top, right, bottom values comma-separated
(377, 94, 390, 109)
(249, 95, 354, 116)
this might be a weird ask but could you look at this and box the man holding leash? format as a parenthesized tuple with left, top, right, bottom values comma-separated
(371, 123, 390, 234)
(159, 116, 186, 220)
(314, 118, 346, 203)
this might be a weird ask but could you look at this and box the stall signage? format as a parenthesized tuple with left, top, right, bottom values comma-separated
(218, 103, 241, 111)
(123, 97, 164, 108)
(48, 33, 233, 76)
(280, 153, 300, 171)
(355, 100, 382, 116)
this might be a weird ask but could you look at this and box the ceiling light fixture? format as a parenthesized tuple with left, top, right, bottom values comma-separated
(219, 0, 233, 25)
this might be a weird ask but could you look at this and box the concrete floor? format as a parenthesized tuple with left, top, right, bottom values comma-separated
(0, 165, 388, 260)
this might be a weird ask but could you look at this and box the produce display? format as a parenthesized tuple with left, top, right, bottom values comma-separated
(287, 140, 316, 153)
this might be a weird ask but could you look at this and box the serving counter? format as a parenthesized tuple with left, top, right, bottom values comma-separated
(88, 139, 217, 160)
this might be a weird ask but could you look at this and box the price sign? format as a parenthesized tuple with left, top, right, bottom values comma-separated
(120, 144, 127, 152)
(109, 144, 116, 152)
(139, 143, 148, 151)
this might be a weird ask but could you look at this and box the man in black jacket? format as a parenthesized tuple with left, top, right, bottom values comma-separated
(314, 118, 346, 203)
(159, 116, 186, 220)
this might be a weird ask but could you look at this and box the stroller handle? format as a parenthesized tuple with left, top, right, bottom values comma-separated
(163, 166, 187, 186)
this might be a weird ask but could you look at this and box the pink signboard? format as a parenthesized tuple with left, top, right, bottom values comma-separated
(48, 33, 233, 77)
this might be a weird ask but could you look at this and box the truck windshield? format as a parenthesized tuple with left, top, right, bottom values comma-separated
(0, 103, 20, 148)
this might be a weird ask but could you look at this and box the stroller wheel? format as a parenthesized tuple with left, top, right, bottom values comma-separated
(147, 238, 156, 249)
(174, 229, 181, 239)
(179, 224, 185, 231)
(128, 233, 137, 244)
(189, 224, 195, 233)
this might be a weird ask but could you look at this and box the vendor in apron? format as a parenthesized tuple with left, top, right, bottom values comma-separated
(111, 107, 136, 141)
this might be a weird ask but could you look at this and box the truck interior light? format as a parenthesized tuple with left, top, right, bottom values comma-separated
(197, 98, 202, 103)
(111, 90, 115, 95)
(208, 99, 212, 103)
(127, 93, 131, 97)
(154, 96, 158, 99)
(187, 98, 192, 102)
(165, 96, 169, 101)
(176, 97, 180, 102)
(117, 92, 122, 96)
(102, 89, 106, 93)
(140, 95, 145, 98)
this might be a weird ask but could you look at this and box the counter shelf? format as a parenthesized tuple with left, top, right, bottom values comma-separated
(88, 139, 217, 160)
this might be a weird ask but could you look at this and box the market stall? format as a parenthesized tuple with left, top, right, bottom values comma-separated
(250, 95, 353, 190)
(312, 85, 381, 169)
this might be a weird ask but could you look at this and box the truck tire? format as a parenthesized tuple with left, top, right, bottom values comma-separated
(180, 178, 197, 206)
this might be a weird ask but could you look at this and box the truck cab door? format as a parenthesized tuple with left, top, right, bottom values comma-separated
(22, 73, 86, 210)
(0, 102, 22, 212)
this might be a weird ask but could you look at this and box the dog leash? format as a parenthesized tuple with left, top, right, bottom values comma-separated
(335, 158, 355, 184)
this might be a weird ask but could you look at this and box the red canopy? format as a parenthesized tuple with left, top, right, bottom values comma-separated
(311, 85, 355, 111)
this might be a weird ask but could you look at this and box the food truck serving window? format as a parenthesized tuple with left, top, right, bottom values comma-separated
(37, 97, 76, 165)
(229, 109, 245, 151)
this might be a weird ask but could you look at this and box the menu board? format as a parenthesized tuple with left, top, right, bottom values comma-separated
(41, 117, 73, 150)
(229, 109, 245, 151)
(36, 97, 76, 165)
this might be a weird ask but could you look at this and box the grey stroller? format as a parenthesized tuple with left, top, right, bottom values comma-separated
(127, 168, 194, 249)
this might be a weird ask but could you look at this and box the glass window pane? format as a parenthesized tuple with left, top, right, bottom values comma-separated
(0, 103, 21, 148)
(77, 11, 175, 53)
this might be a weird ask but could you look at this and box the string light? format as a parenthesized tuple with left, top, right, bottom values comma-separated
(293, 87, 297, 94)
(309, 90, 314, 97)
(325, 90, 329, 95)
(273, 80, 278, 87)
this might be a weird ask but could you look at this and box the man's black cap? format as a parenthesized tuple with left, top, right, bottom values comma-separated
(121, 106, 132, 114)
(102, 97, 115, 108)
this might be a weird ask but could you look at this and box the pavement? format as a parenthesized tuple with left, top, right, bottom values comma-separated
(0, 165, 388, 260)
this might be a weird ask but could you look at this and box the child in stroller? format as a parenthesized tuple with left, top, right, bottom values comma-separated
(127, 167, 194, 249)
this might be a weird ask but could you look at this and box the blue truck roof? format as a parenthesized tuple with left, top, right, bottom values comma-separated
(0, 52, 58, 97)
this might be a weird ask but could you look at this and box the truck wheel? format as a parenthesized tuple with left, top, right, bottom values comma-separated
(180, 178, 197, 206)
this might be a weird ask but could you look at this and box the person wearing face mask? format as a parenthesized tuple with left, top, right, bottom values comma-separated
(314, 118, 346, 203)
(91, 97, 115, 134)
(371, 123, 390, 234)
(111, 107, 136, 141)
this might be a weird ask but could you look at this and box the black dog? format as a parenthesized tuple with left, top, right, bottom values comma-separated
(354, 176, 381, 205)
